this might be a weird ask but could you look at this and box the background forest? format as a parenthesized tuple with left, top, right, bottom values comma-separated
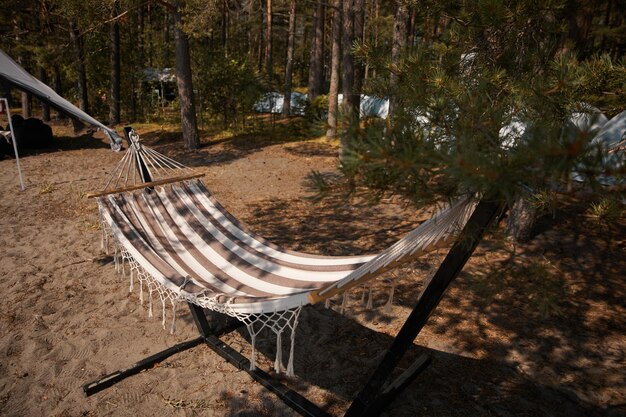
(1, 0, 625, 221)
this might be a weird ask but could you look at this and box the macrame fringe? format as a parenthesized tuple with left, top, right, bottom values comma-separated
(384, 284, 395, 314)
(286, 315, 298, 377)
(161, 300, 166, 329)
(286, 338, 295, 376)
(274, 331, 283, 373)
(339, 291, 348, 315)
(170, 301, 177, 334)
(102, 228, 306, 377)
(366, 285, 374, 310)
(248, 324, 257, 371)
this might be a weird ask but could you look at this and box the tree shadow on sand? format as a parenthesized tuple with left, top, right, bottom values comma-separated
(191, 303, 605, 417)
(7, 131, 112, 158)
(135, 123, 327, 170)
(169, 196, 623, 416)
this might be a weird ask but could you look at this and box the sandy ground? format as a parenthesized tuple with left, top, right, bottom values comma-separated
(0, 125, 624, 417)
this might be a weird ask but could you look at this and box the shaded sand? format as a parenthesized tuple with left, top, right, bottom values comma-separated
(0, 127, 623, 416)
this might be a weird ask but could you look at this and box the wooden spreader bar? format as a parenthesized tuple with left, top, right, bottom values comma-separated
(86, 172, 205, 198)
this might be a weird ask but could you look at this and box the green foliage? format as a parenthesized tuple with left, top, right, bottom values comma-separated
(180, 0, 219, 39)
(333, 1, 625, 208)
(305, 95, 329, 122)
(528, 190, 559, 218)
(586, 197, 624, 226)
(553, 54, 626, 116)
(197, 57, 264, 129)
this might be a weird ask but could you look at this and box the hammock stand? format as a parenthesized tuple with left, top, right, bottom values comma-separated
(83, 127, 503, 417)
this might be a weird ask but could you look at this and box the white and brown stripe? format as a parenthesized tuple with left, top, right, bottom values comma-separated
(98, 180, 476, 315)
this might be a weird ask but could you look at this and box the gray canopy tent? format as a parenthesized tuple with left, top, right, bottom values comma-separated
(0, 49, 122, 151)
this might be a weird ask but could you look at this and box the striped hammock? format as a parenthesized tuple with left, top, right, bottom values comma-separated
(94, 132, 476, 376)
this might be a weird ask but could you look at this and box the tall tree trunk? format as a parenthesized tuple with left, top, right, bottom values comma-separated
(282, 0, 296, 116)
(408, 6, 416, 49)
(136, 4, 145, 120)
(341, 0, 355, 117)
(352, 0, 365, 116)
(599, 0, 612, 52)
(21, 91, 31, 119)
(264, 0, 273, 77)
(307, 1, 325, 101)
(300, 25, 308, 83)
(372, 0, 379, 78)
(507, 197, 538, 243)
(13, 21, 31, 118)
(389, 1, 408, 117)
(109, 2, 121, 125)
(52, 65, 66, 119)
(69, 21, 89, 113)
(172, 3, 200, 150)
(221, 0, 228, 56)
(257, 32, 263, 72)
(340, 0, 356, 159)
(38, 3, 51, 122)
(566, 0, 595, 57)
(38, 67, 50, 121)
(326, 0, 342, 139)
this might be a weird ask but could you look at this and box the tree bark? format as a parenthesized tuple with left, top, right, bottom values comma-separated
(21, 91, 31, 119)
(341, 0, 355, 117)
(38, 3, 51, 122)
(52, 65, 66, 119)
(282, 0, 297, 116)
(389, 1, 408, 117)
(506, 197, 538, 244)
(370, 0, 379, 78)
(307, 0, 325, 101)
(339, 0, 356, 159)
(352, 0, 365, 115)
(173, 3, 200, 150)
(264, 0, 273, 77)
(326, 0, 342, 139)
(13, 21, 31, 118)
(109, 1, 121, 125)
(300, 25, 308, 84)
(69, 21, 89, 113)
(566, 0, 595, 57)
(38, 67, 50, 122)
(221, 0, 228, 56)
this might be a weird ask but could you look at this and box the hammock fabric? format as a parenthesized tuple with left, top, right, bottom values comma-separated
(95, 135, 477, 375)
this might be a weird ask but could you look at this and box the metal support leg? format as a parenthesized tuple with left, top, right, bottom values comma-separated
(83, 336, 205, 396)
(344, 200, 503, 417)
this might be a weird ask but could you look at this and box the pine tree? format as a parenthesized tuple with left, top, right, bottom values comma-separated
(325, 1, 625, 223)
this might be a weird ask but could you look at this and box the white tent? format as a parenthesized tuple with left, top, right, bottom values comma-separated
(0, 49, 122, 151)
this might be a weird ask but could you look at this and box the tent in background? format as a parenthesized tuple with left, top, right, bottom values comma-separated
(0, 49, 122, 151)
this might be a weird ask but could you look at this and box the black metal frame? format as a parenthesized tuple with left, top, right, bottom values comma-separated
(84, 127, 502, 417)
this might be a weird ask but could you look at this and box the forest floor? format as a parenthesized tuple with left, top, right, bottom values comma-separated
(0, 120, 624, 417)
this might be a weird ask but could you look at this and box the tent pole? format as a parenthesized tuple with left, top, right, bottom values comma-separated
(1, 98, 25, 191)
